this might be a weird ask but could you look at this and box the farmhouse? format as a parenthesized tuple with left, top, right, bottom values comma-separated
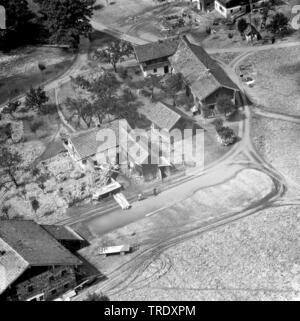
(170, 36, 240, 117)
(191, 0, 215, 12)
(63, 119, 131, 169)
(0, 220, 89, 301)
(133, 37, 179, 77)
(141, 101, 191, 133)
(214, 0, 268, 19)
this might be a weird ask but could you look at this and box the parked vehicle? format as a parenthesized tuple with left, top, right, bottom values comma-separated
(99, 245, 131, 257)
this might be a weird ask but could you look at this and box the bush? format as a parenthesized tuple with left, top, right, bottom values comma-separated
(38, 103, 57, 115)
(118, 67, 128, 79)
(213, 118, 224, 131)
(216, 126, 237, 146)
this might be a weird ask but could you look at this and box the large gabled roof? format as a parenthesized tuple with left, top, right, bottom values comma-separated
(0, 238, 29, 295)
(69, 119, 131, 160)
(41, 225, 85, 242)
(170, 37, 238, 101)
(141, 101, 184, 132)
(133, 37, 179, 63)
(0, 220, 83, 295)
(0, 220, 82, 268)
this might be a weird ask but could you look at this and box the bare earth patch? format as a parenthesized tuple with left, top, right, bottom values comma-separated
(0, 46, 75, 104)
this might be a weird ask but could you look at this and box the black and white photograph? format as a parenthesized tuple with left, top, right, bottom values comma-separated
(0, 0, 299, 306)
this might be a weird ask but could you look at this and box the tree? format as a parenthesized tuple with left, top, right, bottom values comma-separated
(31, 199, 40, 214)
(1, 206, 10, 219)
(216, 95, 237, 117)
(25, 87, 49, 111)
(162, 73, 185, 106)
(0, 123, 12, 142)
(33, 0, 96, 48)
(267, 13, 289, 35)
(38, 62, 46, 82)
(84, 292, 110, 301)
(237, 18, 248, 35)
(261, 0, 276, 29)
(113, 88, 140, 128)
(143, 74, 161, 100)
(0, 0, 38, 49)
(94, 40, 133, 72)
(67, 72, 120, 126)
(2, 100, 20, 117)
(216, 126, 237, 146)
(65, 97, 94, 128)
(0, 147, 22, 187)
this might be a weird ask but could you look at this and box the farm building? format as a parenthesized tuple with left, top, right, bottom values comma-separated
(0, 220, 90, 301)
(133, 37, 179, 77)
(214, 0, 268, 19)
(170, 36, 241, 118)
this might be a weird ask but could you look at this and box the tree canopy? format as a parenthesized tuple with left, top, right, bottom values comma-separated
(0, 0, 38, 49)
(267, 12, 289, 35)
(25, 87, 49, 111)
(94, 40, 133, 72)
(237, 18, 248, 34)
(33, 0, 96, 48)
(0, 147, 22, 187)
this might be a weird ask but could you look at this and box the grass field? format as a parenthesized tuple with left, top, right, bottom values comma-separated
(252, 115, 300, 186)
(0, 46, 75, 105)
(239, 47, 300, 116)
(109, 205, 300, 301)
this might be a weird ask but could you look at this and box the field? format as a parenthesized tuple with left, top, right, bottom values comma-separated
(93, 0, 156, 29)
(76, 168, 283, 299)
(252, 115, 300, 187)
(0, 46, 75, 105)
(107, 205, 300, 301)
(238, 47, 300, 116)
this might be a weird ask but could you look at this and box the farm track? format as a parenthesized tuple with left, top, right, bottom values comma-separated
(75, 44, 299, 298)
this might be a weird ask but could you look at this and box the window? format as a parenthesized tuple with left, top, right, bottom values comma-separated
(153, 68, 157, 73)
(61, 270, 67, 277)
(64, 283, 69, 289)
(28, 285, 34, 293)
(50, 289, 57, 296)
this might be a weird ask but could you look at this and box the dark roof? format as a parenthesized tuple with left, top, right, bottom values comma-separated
(216, 0, 248, 8)
(41, 225, 85, 242)
(69, 119, 131, 160)
(0, 220, 82, 267)
(170, 37, 238, 101)
(134, 38, 179, 63)
(141, 101, 183, 132)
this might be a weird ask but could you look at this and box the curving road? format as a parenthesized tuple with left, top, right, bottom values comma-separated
(74, 44, 300, 299)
